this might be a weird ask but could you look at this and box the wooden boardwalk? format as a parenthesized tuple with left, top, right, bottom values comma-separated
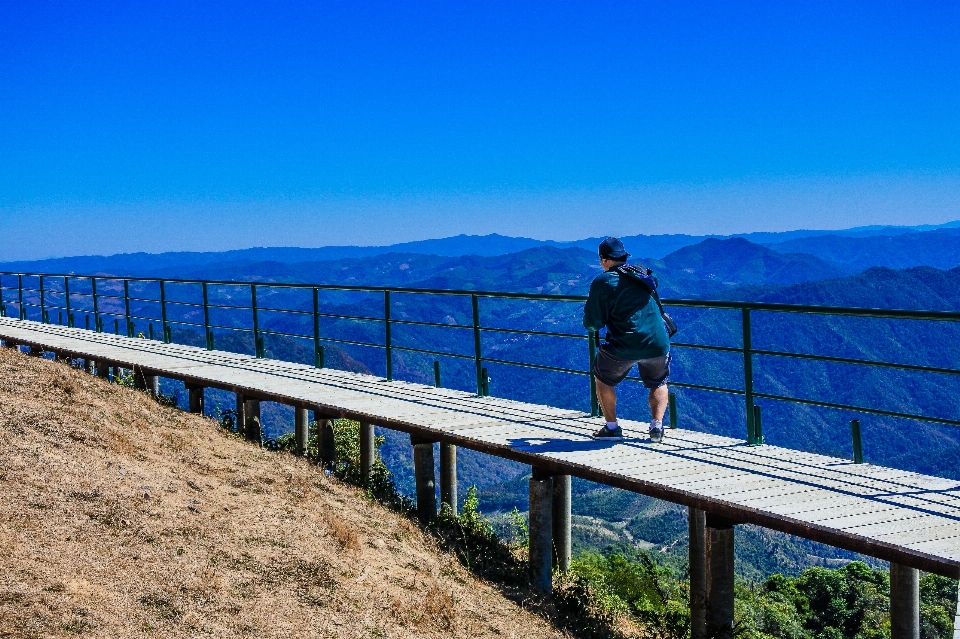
(2, 316, 960, 579)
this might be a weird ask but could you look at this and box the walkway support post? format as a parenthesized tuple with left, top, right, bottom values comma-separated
(187, 385, 204, 414)
(689, 508, 708, 639)
(243, 398, 261, 443)
(529, 468, 554, 594)
(440, 442, 457, 515)
(146, 375, 159, 399)
(705, 513, 735, 639)
(890, 563, 919, 639)
(552, 473, 571, 572)
(359, 421, 375, 488)
(953, 581, 960, 639)
(412, 436, 437, 524)
(96, 361, 109, 379)
(294, 407, 309, 456)
(316, 416, 335, 468)
(235, 393, 245, 434)
(133, 370, 159, 398)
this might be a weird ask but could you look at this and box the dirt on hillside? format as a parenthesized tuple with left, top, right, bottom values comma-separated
(0, 347, 569, 639)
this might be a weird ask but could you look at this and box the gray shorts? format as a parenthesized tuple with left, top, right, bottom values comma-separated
(592, 346, 671, 389)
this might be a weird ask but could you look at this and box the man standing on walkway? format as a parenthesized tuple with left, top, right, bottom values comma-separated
(583, 237, 671, 442)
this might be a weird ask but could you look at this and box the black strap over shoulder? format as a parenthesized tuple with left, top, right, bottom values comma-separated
(615, 263, 678, 338)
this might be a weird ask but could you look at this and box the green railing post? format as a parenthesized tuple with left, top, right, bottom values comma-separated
(202, 282, 212, 350)
(123, 279, 132, 337)
(17, 275, 23, 320)
(472, 294, 483, 395)
(159, 280, 169, 343)
(317, 344, 325, 368)
(851, 419, 864, 463)
(0, 277, 4, 317)
(384, 290, 393, 380)
(313, 287, 321, 368)
(751, 404, 763, 445)
(589, 329, 599, 417)
(481, 366, 490, 396)
(39, 275, 46, 323)
(434, 360, 441, 387)
(742, 307, 756, 445)
(91, 277, 99, 331)
(85, 315, 90, 330)
(669, 392, 678, 429)
(251, 284, 263, 358)
(64, 277, 72, 327)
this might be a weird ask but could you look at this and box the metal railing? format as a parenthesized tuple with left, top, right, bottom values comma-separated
(2, 271, 959, 457)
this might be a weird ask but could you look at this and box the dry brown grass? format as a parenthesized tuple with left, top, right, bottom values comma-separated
(0, 347, 568, 639)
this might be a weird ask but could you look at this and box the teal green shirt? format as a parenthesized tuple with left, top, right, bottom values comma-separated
(583, 269, 670, 360)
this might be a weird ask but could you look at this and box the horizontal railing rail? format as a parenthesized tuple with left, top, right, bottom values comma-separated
(2, 270, 959, 454)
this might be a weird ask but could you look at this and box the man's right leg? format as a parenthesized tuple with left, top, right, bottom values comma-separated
(595, 378, 618, 422)
(592, 377, 623, 439)
(591, 348, 635, 440)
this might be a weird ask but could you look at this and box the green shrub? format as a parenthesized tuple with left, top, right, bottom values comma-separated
(920, 574, 958, 639)
(304, 419, 412, 512)
(431, 486, 525, 586)
(566, 550, 688, 639)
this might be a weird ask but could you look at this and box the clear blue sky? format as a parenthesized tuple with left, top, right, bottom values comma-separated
(2, 1, 959, 259)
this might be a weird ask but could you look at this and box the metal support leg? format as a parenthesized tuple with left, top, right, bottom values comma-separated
(317, 417, 336, 468)
(359, 421, 375, 488)
(145, 375, 159, 398)
(96, 361, 109, 379)
(689, 508, 708, 639)
(890, 563, 920, 639)
(952, 579, 960, 639)
(133, 368, 147, 390)
(235, 393, 245, 434)
(412, 437, 437, 524)
(188, 386, 204, 414)
(552, 474, 571, 572)
(295, 407, 309, 456)
(440, 442, 457, 515)
(529, 469, 554, 594)
(243, 399, 261, 443)
(705, 513, 735, 639)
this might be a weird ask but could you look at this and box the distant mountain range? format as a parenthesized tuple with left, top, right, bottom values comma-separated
(3, 219, 960, 277)
(766, 227, 960, 271)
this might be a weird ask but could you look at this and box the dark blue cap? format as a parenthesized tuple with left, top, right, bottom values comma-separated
(598, 237, 630, 259)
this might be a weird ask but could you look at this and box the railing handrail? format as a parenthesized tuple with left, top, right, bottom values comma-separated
(2, 269, 960, 322)
(3, 270, 960, 455)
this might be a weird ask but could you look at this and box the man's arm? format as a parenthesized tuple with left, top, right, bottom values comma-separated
(583, 277, 606, 331)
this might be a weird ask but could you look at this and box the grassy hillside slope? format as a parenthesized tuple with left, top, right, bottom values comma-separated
(0, 348, 565, 639)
